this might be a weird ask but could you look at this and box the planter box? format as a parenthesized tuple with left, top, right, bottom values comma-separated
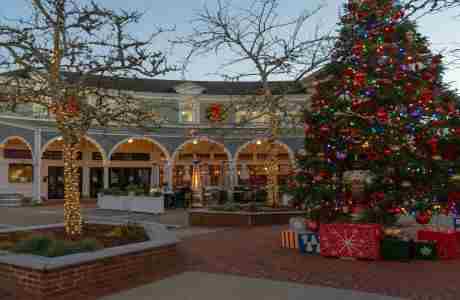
(97, 195, 164, 214)
(0, 221, 179, 300)
(189, 209, 305, 227)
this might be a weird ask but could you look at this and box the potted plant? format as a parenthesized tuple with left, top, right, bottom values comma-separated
(126, 184, 138, 196)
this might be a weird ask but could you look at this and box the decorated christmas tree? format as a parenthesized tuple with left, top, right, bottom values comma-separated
(287, 0, 460, 224)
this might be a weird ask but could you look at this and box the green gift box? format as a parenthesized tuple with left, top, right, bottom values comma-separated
(381, 238, 413, 261)
(415, 241, 438, 260)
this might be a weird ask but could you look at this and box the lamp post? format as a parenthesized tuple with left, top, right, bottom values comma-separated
(191, 160, 202, 207)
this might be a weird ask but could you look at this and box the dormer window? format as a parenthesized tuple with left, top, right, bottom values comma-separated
(179, 101, 197, 123)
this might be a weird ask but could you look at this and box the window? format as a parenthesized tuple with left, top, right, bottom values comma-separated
(32, 104, 48, 118)
(179, 102, 195, 123)
(43, 151, 82, 160)
(92, 152, 103, 161)
(3, 149, 32, 159)
(111, 153, 150, 161)
(9, 164, 33, 183)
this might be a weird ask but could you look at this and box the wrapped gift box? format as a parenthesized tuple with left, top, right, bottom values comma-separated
(320, 223, 382, 260)
(415, 241, 438, 260)
(454, 217, 460, 231)
(281, 230, 299, 249)
(381, 238, 414, 261)
(299, 232, 320, 255)
(417, 230, 458, 259)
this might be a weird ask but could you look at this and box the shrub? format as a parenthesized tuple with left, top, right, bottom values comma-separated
(12, 235, 102, 257)
(105, 223, 148, 242)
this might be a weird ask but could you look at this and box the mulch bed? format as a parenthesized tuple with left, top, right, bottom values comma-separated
(178, 225, 460, 300)
(0, 223, 148, 250)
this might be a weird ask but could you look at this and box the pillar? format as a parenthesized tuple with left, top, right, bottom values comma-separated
(164, 160, 173, 190)
(32, 129, 42, 202)
(227, 160, 236, 201)
(82, 167, 90, 198)
(150, 164, 160, 189)
(103, 165, 109, 189)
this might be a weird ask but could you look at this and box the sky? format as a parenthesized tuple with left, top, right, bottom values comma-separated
(1, 0, 460, 90)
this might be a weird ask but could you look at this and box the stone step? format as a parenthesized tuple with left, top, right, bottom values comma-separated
(0, 194, 23, 207)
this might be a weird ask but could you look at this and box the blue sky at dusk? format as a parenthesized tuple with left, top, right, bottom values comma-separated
(2, 0, 459, 90)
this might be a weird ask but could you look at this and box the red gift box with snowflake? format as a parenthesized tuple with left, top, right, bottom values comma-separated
(319, 223, 382, 260)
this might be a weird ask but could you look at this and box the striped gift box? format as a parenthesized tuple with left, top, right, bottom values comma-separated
(281, 230, 299, 249)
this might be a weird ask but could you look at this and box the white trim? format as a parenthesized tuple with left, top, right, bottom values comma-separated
(107, 136, 171, 161)
(234, 138, 295, 165)
(40, 135, 108, 163)
(171, 137, 232, 164)
(0, 136, 35, 161)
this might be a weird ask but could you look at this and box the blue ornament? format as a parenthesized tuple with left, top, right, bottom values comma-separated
(336, 151, 347, 160)
(410, 109, 422, 118)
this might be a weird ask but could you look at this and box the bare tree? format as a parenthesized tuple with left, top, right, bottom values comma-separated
(0, 0, 176, 237)
(176, 0, 334, 126)
(402, 0, 460, 19)
(175, 0, 333, 206)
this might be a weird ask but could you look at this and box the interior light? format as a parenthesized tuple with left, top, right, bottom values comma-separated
(256, 140, 262, 145)
(128, 138, 134, 144)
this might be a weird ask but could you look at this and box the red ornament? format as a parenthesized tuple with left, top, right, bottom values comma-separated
(419, 89, 433, 104)
(383, 148, 392, 156)
(416, 211, 431, 225)
(344, 67, 355, 77)
(376, 107, 388, 122)
(427, 136, 439, 154)
(319, 124, 330, 135)
(304, 123, 311, 134)
(432, 55, 442, 65)
(352, 43, 364, 56)
(392, 10, 404, 21)
(421, 71, 434, 81)
(306, 220, 319, 232)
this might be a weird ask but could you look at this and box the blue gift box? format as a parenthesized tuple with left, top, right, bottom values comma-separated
(298, 232, 320, 255)
(454, 217, 460, 230)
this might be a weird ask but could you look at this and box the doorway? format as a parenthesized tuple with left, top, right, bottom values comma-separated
(47, 167, 82, 199)
(90, 168, 104, 198)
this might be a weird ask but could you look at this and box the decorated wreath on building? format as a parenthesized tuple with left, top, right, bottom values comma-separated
(206, 103, 228, 122)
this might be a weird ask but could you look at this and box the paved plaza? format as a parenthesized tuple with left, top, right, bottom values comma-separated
(1, 205, 458, 299)
(101, 272, 404, 300)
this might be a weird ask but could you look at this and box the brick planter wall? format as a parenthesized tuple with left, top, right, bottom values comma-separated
(189, 210, 305, 227)
(0, 244, 178, 300)
(0, 222, 180, 300)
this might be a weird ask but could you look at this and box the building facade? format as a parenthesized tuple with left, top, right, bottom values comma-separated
(0, 78, 308, 201)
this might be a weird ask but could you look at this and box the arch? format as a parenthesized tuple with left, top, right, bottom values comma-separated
(108, 136, 171, 161)
(1, 136, 35, 161)
(40, 135, 108, 162)
(171, 137, 232, 164)
(233, 138, 296, 164)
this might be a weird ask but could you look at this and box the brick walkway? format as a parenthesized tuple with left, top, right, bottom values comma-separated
(179, 225, 460, 300)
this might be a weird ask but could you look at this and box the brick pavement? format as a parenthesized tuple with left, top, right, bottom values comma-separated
(178, 225, 460, 300)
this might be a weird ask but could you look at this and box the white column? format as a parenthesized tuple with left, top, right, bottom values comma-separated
(227, 160, 236, 201)
(82, 167, 90, 198)
(103, 165, 109, 189)
(165, 160, 173, 190)
(150, 164, 160, 189)
(32, 129, 42, 202)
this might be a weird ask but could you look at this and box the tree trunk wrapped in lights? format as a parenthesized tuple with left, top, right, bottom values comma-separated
(62, 139, 82, 237)
(0, 0, 176, 239)
(265, 114, 281, 208)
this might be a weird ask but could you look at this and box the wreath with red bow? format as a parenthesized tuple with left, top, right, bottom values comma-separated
(206, 103, 227, 122)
